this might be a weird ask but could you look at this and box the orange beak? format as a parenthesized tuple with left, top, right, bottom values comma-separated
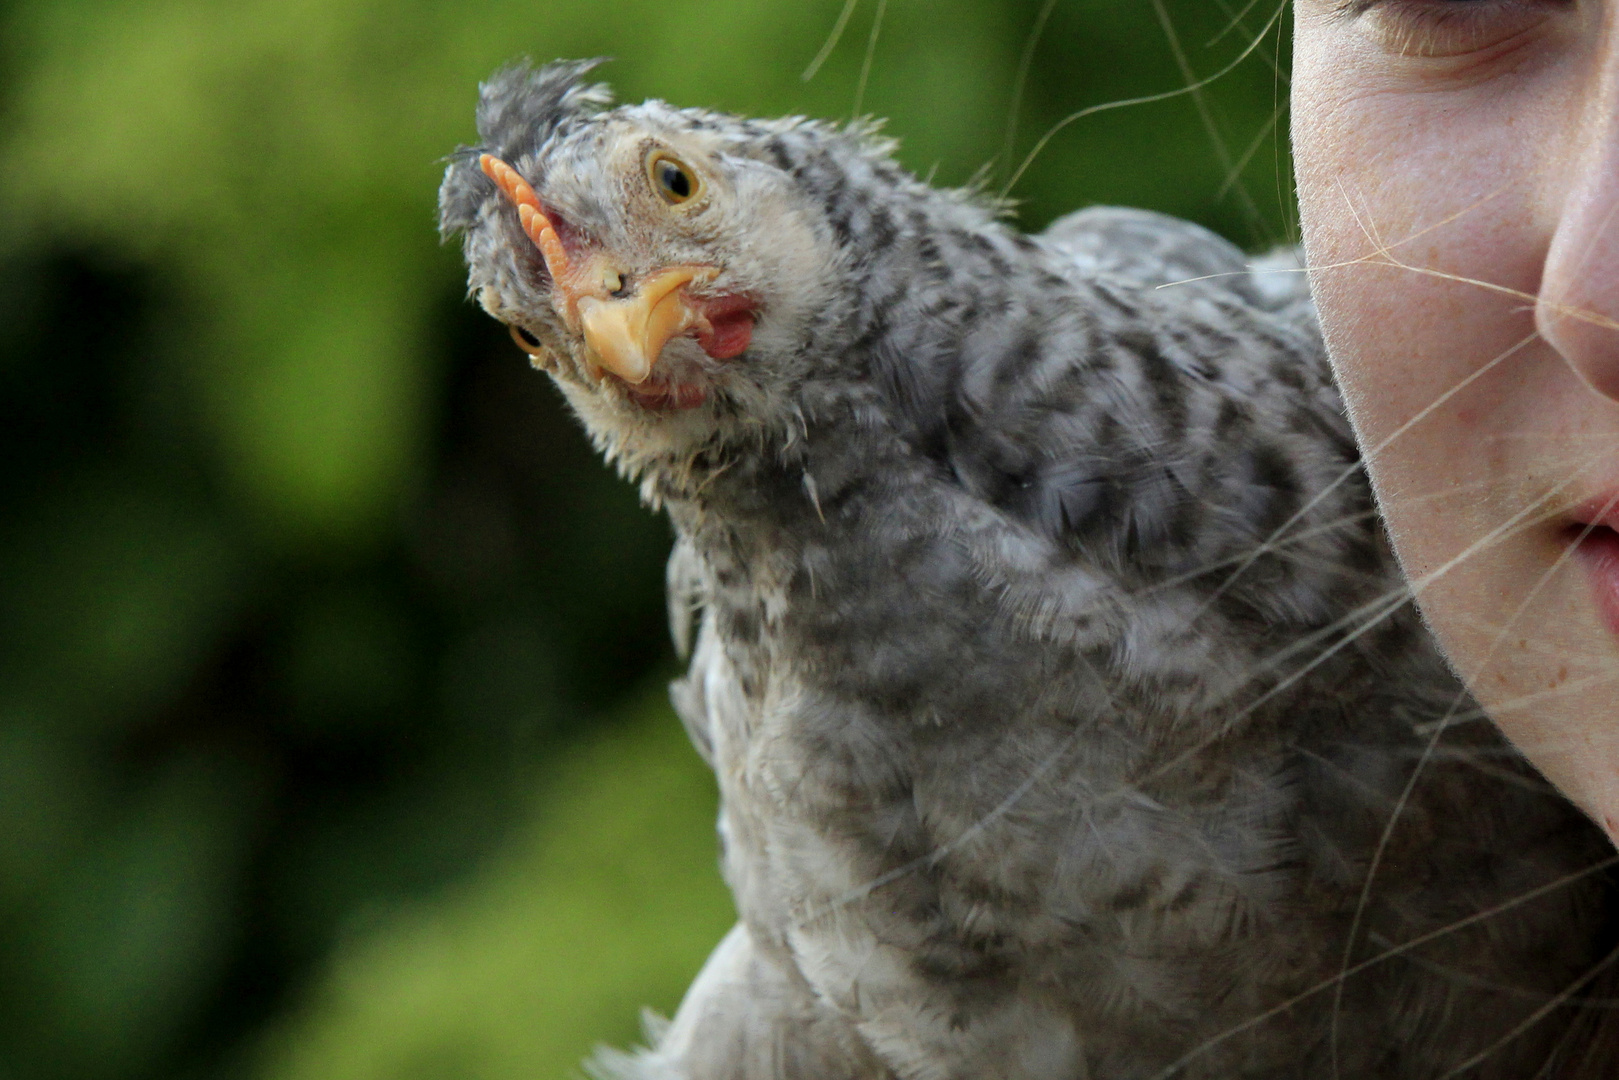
(480, 153, 715, 385)
(576, 268, 711, 384)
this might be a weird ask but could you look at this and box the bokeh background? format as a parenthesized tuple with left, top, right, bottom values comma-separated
(0, 2, 1294, 1077)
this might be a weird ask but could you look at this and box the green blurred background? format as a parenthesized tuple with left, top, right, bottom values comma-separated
(0, 2, 1293, 1077)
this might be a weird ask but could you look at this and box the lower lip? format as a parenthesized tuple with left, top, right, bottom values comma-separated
(1574, 525, 1619, 637)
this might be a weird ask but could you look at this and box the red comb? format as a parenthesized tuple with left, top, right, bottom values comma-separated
(480, 154, 573, 281)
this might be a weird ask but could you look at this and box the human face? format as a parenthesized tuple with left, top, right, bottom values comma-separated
(1293, 1, 1619, 834)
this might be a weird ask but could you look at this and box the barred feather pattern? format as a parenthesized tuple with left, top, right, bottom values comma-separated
(440, 62, 1619, 1080)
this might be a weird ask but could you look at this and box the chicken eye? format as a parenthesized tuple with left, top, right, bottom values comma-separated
(509, 324, 542, 353)
(647, 152, 699, 205)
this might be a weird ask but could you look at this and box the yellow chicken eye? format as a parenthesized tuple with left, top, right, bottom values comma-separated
(509, 323, 542, 354)
(647, 152, 699, 205)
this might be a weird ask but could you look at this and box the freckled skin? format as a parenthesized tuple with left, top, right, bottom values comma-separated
(442, 61, 1619, 1080)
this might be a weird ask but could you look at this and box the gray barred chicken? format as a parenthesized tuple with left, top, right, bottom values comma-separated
(439, 61, 1619, 1080)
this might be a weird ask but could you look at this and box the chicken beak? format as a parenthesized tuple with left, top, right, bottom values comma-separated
(577, 268, 708, 385)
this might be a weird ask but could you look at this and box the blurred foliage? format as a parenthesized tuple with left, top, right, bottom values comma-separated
(0, 1, 1292, 1078)
(255, 693, 732, 1080)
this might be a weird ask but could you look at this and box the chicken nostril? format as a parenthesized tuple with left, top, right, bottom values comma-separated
(610, 273, 630, 298)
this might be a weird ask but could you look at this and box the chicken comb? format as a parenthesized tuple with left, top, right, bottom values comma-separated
(480, 154, 573, 281)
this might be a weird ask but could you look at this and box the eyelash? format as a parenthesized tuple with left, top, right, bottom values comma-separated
(1338, 0, 1536, 12)
(1337, 0, 1569, 57)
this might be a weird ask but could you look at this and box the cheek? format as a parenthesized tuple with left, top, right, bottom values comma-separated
(1309, 220, 1536, 512)
(1293, 62, 1557, 542)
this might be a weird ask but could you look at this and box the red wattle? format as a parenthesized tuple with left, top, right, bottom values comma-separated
(696, 295, 758, 359)
(701, 315, 754, 359)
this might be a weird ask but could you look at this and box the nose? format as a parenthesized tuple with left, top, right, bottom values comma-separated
(1536, 58, 1619, 403)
